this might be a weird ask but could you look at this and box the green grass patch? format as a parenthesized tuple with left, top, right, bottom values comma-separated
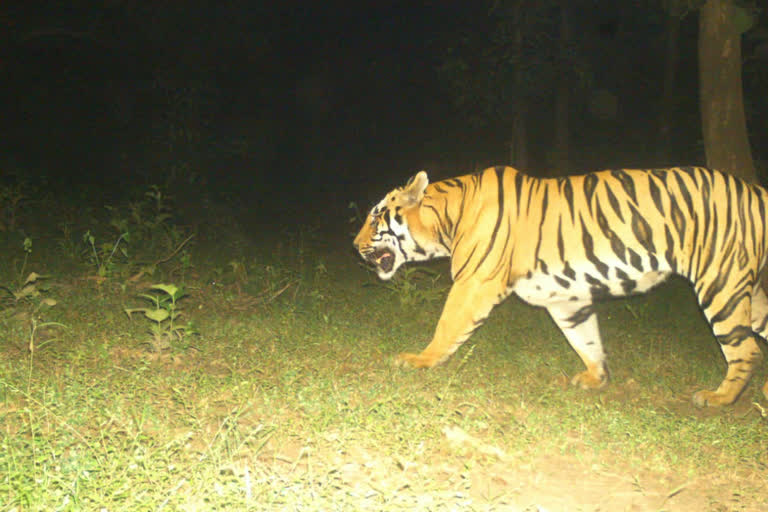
(1, 196, 767, 510)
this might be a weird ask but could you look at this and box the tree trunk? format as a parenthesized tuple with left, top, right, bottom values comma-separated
(657, 5, 680, 163)
(510, 107, 528, 171)
(553, 5, 571, 175)
(698, 0, 756, 181)
(509, 17, 528, 171)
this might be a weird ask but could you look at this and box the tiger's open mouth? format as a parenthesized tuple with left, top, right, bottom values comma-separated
(368, 248, 395, 273)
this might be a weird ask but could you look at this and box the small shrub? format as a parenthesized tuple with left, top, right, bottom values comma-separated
(381, 266, 447, 306)
(125, 284, 197, 352)
(0, 238, 50, 309)
(83, 230, 130, 278)
(1, 272, 49, 308)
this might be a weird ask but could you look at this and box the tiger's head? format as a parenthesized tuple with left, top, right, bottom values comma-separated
(353, 171, 434, 280)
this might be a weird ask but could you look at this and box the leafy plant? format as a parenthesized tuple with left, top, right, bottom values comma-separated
(83, 230, 130, 277)
(101, 185, 183, 254)
(380, 266, 447, 306)
(1, 271, 49, 308)
(0, 238, 51, 308)
(130, 185, 176, 245)
(26, 298, 66, 355)
(124, 284, 196, 352)
(0, 238, 65, 371)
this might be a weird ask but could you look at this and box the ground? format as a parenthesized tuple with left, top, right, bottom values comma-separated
(1, 219, 766, 511)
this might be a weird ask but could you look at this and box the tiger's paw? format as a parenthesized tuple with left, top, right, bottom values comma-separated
(571, 369, 607, 390)
(394, 352, 439, 369)
(692, 389, 734, 408)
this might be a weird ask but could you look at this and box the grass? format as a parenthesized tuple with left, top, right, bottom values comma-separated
(1, 195, 767, 511)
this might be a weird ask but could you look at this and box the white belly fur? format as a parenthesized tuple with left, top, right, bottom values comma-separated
(513, 268, 671, 307)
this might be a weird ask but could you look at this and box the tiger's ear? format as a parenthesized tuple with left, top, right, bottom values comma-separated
(403, 171, 429, 205)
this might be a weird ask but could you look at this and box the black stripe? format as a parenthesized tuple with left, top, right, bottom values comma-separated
(566, 304, 595, 328)
(453, 244, 477, 281)
(533, 186, 549, 265)
(699, 253, 735, 312)
(722, 176, 734, 248)
(583, 173, 598, 205)
(525, 179, 537, 215)
(611, 170, 638, 204)
(470, 167, 506, 275)
(515, 172, 524, 217)
(673, 171, 695, 216)
(679, 166, 701, 180)
(746, 185, 757, 256)
(604, 182, 625, 222)
(629, 203, 656, 254)
(697, 207, 718, 282)
(628, 248, 644, 272)
(616, 268, 637, 294)
(669, 196, 686, 249)
(650, 168, 669, 183)
(648, 174, 665, 216)
(585, 273, 611, 299)
(664, 225, 677, 271)
(715, 325, 753, 346)
(595, 198, 627, 264)
(581, 215, 610, 279)
(562, 178, 575, 223)
(756, 187, 766, 254)
(735, 178, 748, 251)
(697, 171, 712, 278)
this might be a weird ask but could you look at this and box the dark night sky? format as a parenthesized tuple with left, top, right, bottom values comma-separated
(0, 1, 766, 221)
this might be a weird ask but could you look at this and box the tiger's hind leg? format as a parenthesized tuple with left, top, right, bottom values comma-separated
(749, 285, 768, 401)
(546, 301, 608, 389)
(693, 288, 763, 407)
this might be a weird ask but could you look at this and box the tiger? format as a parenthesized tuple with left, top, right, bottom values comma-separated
(353, 165, 768, 407)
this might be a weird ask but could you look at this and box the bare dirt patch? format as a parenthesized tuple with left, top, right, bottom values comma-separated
(244, 425, 768, 511)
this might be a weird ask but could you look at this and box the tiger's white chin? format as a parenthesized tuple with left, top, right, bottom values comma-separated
(376, 266, 398, 280)
(375, 255, 403, 280)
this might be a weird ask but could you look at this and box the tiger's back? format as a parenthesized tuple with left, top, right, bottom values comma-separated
(507, 167, 768, 304)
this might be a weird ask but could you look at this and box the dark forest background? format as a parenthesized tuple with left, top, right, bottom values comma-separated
(1, 1, 767, 220)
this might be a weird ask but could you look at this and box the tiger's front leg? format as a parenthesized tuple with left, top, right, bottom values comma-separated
(395, 280, 504, 368)
(546, 300, 608, 389)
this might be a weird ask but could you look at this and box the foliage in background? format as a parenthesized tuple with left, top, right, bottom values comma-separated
(0, 181, 27, 233)
(76, 184, 194, 279)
